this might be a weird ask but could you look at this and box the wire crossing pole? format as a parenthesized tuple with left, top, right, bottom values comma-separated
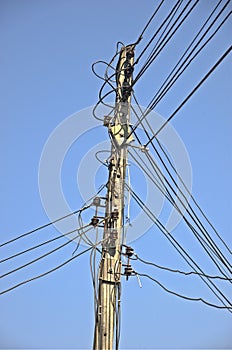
(93, 44, 134, 350)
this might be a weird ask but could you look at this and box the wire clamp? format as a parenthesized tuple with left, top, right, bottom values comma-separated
(140, 145, 149, 152)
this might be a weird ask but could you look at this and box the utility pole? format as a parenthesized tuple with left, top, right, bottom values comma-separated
(93, 44, 135, 350)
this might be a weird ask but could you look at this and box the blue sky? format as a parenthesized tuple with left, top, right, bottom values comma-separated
(0, 1, 232, 349)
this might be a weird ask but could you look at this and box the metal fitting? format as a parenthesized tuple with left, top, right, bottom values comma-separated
(90, 216, 99, 226)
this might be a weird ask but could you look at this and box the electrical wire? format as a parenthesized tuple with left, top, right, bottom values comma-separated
(133, 0, 200, 85)
(131, 93, 232, 256)
(136, 0, 165, 44)
(95, 150, 111, 167)
(135, 0, 183, 65)
(0, 247, 92, 295)
(0, 223, 91, 264)
(145, 45, 232, 146)
(136, 272, 232, 310)
(147, 5, 231, 111)
(0, 225, 95, 279)
(133, 253, 232, 281)
(0, 205, 91, 248)
(128, 147, 231, 278)
(128, 99, 232, 275)
(126, 183, 232, 309)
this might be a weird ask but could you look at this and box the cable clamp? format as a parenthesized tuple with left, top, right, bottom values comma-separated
(140, 145, 149, 152)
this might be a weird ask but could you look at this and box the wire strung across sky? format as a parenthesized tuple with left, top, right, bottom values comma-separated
(133, 253, 232, 281)
(128, 96, 232, 278)
(136, 273, 232, 310)
(0, 247, 92, 296)
(0, 188, 107, 295)
(126, 183, 232, 311)
(130, 92, 232, 257)
(144, 45, 232, 146)
(146, 1, 231, 112)
(0, 205, 90, 248)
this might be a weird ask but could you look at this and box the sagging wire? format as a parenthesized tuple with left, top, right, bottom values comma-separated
(125, 183, 232, 310)
(0, 224, 95, 279)
(0, 247, 92, 295)
(120, 247, 232, 310)
(95, 150, 111, 167)
(132, 252, 232, 281)
(92, 42, 124, 121)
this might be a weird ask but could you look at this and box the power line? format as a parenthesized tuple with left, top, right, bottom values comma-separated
(0, 247, 92, 295)
(127, 184, 232, 309)
(145, 151, 232, 274)
(131, 94, 232, 257)
(129, 147, 231, 277)
(135, 0, 182, 64)
(145, 45, 232, 146)
(133, 0, 199, 85)
(147, 5, 231, 111)
(128, 100, 232, 275)
(134, 254, 232, 281)
(0, 225, 95, 279)
(136, 0, 165, 43)
(0, 205, 90, 248)
(136, 272, 232, 310)
(145, 0, 223, 100)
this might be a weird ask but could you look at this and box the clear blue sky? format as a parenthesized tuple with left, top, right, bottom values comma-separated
(0, 1, 231, 349)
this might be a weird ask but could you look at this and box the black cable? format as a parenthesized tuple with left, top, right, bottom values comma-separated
(127, 184, 232, 309)
(129, 147, 231, 278)
(0, 225, 95, 279)
(131, 94, 231, 256)
(0, 224, 90, 264)
(145, 151, 232, 274)
(134, 254, 232, 281)
(137, 0, 165, 43)
(95, 150, 111, 167)
(135, 0, 183, 65)
(136, 272, 232, 310)
(0, 205, 91, 248)
(92, 60, 117, 82)
(148, 6, 231, 111)
(134, 0, 199, 85)
(0, 247, 92, 295)
(145, 45, 232, 146)
(129, 98, 232, 274)
(124, 4, 231, 143)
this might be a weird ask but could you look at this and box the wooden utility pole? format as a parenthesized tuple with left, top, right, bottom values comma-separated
(93, 44, 134, 350)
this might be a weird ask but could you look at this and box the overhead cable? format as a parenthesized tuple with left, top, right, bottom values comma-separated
(0, 205, 90, 248)
(136, 272, 232, 310)
(145, 45, 232, 146)
(126, 184, 232, 309)
(134, 254, 232, 281)
(0, 225, 95, 279)
(0, 247, 92, 295)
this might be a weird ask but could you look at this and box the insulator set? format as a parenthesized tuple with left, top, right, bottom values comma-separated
(90, 216, 99, 227)
(124, 265, 133, 279)
(125, 246, 134, 257)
